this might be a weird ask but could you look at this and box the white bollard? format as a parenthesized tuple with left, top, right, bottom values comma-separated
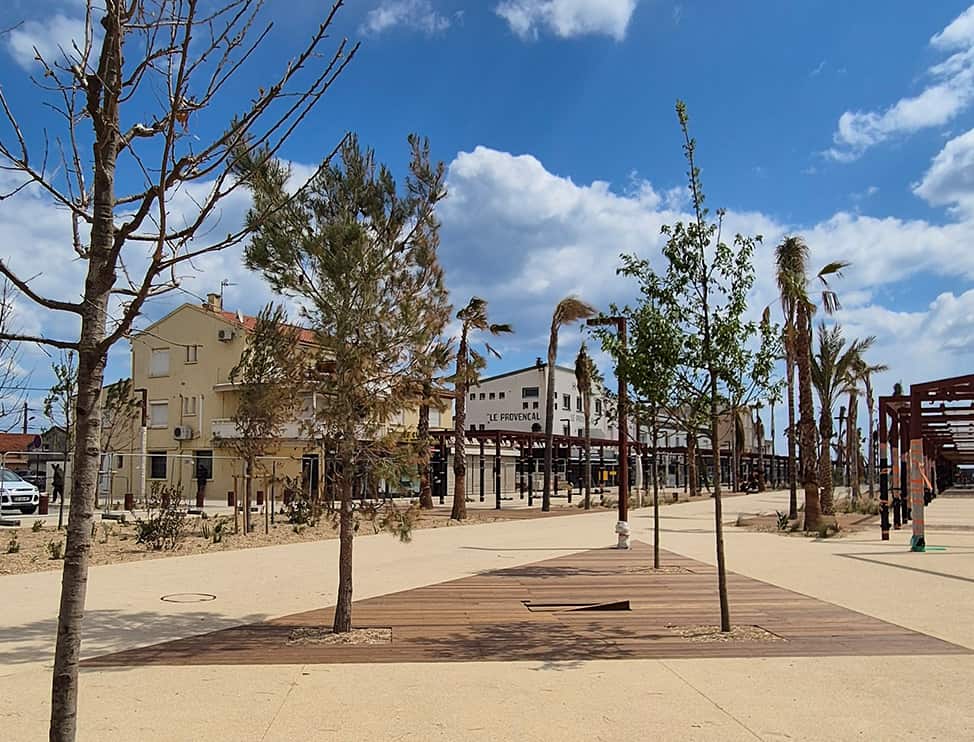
(615, 520, 631, 550)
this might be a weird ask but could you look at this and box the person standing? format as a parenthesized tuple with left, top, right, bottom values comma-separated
(196, 463, 208, 504)
(51, 464, 64, 503)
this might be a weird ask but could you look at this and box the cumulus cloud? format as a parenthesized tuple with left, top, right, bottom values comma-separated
(494, 0, 638, 41)
(827, 4, 974, 161)
(5, 14, 93, 71)
(361, 0, 452, 35)
(913, 127, 974, 216)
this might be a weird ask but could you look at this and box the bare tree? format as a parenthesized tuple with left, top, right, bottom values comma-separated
(0, 3, 356, 738)
(0, 280, 29, 432)
(220, 304, 305, 532)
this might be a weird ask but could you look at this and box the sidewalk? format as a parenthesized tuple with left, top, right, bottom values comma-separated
(3, 489, 973, 741)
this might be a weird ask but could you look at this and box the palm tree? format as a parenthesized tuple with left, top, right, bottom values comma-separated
(451, 298, 513, 520)
(542, 296, 596, 511)
(859, 356, 888, 499)
(844, 373, 862, 503)
(811, 324, 867, 515)
(753, 402, 766, 491)
(775, 236, 848, 530)
(574, 343, 597, 510)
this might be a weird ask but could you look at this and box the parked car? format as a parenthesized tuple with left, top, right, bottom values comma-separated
(0, 468, 40, 514)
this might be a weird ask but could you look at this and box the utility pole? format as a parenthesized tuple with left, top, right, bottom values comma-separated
(23, 401, 27, 434)
(587, 315, 629, 548)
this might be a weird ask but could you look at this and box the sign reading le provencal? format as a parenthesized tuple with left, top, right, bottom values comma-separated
(487, 412, 541, 423)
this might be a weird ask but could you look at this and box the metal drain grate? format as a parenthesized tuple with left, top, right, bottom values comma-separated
(522, 600, 630, 612)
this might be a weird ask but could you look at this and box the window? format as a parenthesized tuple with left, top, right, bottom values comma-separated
(182, 396, 198, 417)
(149, 451, 167, 479)
(562, 394, 571, 409)
(479, 393, 485, 400)
(185, 345, 199, 364)
(478, 424, 485, 430)
(194, 450, 213, 480)
(595, 399, 602, 415)
(577, 396, 583, 412)
(470, 393, 475, 400)
(148, 401, 168, 428)
(522, 402, 528, 410)
(469, 424, 476, 432)
(149, 348, 170, 377)
(522, 386, 539, 398)
(489, 392, 495, 400)
(429, 409, 442, 428)
(499, 392, 505, 400)
(532, 401, 539, 409)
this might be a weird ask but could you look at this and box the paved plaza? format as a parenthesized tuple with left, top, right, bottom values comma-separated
(3, 489, 974, 740)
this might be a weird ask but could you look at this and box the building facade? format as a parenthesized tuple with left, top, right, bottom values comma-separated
(107, 295, 452, 506)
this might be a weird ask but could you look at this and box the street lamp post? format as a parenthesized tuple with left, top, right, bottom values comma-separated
(586, 315, 629, 548)
(560, 417, 571, 495)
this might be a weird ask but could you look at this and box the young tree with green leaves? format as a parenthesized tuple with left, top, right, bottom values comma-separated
(221, 304, 306, 533)
(594, 285, 682, 568)
(632, 101, 769, 631)
(450, 298, 512, 520)
(543, 297, 596, 511)
(239, 134, 452, 633)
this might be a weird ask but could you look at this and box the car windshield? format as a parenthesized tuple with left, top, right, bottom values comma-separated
(0, 469, 25, 483)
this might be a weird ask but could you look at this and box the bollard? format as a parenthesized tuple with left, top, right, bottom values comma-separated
(227, 491, 235, 507)
(256, 490, 265, 506)
(39, 494, 49, 515)
(124, 492, 134, 511)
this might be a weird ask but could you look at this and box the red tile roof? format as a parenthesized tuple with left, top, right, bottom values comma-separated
(214, 309, 317, 344)
(0, 433, 41, 453)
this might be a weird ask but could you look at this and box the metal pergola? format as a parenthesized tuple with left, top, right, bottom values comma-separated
(879, 373, 974, 550)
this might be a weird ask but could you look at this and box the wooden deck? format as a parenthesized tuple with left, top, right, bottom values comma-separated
(84, 542, 969, 667)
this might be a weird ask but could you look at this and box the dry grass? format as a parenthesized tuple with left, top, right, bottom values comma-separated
(0, 505, 581, 576)
(667, 624, 784, 643)
(287, 627, 392, 646)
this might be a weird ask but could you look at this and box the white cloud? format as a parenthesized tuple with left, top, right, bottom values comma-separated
(494, 0, 638, 41)
(438, 145, 974, 395)
(827, 4, 974, 161)
(5, 14, 93, 71)
(361, 0, 452, 35)
(913, 127, 974, 216)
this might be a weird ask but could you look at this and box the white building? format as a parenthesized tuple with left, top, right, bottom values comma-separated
(466, 360, 616, 439)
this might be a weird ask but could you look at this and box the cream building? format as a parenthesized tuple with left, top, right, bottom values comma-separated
(107, 294, 451, 506)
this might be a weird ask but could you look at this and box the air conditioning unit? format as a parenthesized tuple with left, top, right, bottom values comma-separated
(173, 425, 194, 440)
(217, 329, 235, 342)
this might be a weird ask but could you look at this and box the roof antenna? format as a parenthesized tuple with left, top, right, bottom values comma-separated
(220, 278, 236, 305)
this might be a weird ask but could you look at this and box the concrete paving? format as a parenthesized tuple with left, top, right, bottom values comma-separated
(3, 489, 974, 741)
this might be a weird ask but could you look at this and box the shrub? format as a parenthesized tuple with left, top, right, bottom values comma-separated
(100, 523, 113, 544)
(776, 511, 789, 531)
(6, 535, 20, 554)
(47, 540, 64, 560)
(284, 492, 321, 526)
(32, 519, 44, 532)
(134, 483, 187, 551)
(211, 517, 227, 544)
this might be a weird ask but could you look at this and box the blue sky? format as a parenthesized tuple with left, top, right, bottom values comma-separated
(2, 0, 974, 442)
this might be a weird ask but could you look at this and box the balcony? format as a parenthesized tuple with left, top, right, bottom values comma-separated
(210, 418, 309, 440)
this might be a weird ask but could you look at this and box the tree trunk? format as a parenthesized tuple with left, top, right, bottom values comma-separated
(583, 394, 591, 510)
(795, 305, 821, 530)
(818, 404, 835, 515)
(848, 391, 861, 502)
(417, 398, 433, 509)
(687, 433, 698, 497)
(50, 11, 121, 735)
(542, 337, 557, 512)
(244, 458, 253, 533)
(651, 419, 660, 569)
(786, 348, 798, 519)
(451, 333, 468, 520)
(710, 375, 731, 632)
(756, 414, 766, 491)
(333, 461, 354, 633)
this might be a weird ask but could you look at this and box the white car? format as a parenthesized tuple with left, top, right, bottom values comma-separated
(0, 469, 40, 515)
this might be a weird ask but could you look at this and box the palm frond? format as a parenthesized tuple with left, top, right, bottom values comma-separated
(552, 296, 597, 328)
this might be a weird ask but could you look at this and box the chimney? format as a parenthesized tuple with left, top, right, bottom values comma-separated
(205, 293, 222, 311)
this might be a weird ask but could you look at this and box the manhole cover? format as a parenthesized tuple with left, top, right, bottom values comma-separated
(160, 593, 216, 603)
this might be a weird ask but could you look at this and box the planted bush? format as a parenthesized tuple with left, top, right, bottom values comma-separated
(134, 483, 187, 551)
